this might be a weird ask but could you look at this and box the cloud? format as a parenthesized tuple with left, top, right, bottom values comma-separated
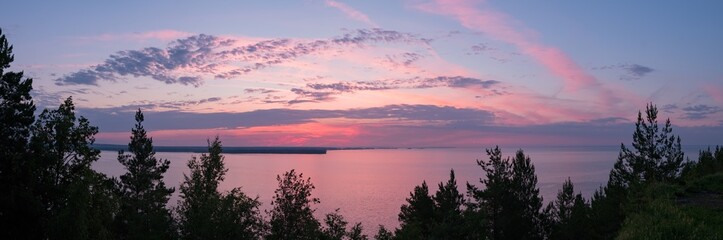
(467, 43, 513, 63)
(79, 104, 495, 132)
(595, 63, 654, 80)
(325, 0, 378, 27)
(55, 70, 116, 86)
(416, 0, 624, 111)
(385, 52, 423, 67)
(662, 104, 678, 113)
(624, 64, 654, 77)
(417, 0, 596, 90)
(682, 104, 721, 119)
(56, 29, 431, 86)
(83, 103, 723, 147)
(31, 87, 97, 109)
(291, 76, 500, 104)
(290, 88, 337, 102)
(57, 34, 227, 86)
(244, 88, 279, 94)
(304, 76, 499, 93)
(703, 84, 723, 106)
(468, 43, 496, 55)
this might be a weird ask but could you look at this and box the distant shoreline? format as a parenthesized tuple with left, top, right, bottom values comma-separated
(94, 144, 717, 155)
(94, 144, 329, 154)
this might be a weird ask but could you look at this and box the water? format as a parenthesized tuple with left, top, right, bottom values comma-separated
(93, 146, 706, 235)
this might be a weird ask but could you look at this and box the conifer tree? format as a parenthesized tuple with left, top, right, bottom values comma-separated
(610, 103, 685, 187)
(0, 27, 41, 239)
(396, 181, 435, 239)
(431, 169, 466, 239)
(509, 150, 544, 239)
(544, 178, 591, 240)
(592, 104, 685, 238)
(116, 109, 175, 240)
(468, 147, 545, 240)
(467, 146, 510, 239)
(178, 137, 264, 239)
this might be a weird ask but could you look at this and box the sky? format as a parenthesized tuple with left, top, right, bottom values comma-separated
(2, 0, 722, 147)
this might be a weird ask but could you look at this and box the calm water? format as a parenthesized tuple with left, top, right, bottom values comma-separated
(93, 146, 706, 234)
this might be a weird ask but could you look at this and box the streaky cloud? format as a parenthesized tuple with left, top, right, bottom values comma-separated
(325, 0, 378, 27)
(80, 104, 495, 132)
(291, 76, 500, 104)
(682, 104, 721, 120)
(594, 63, 654, 80)
(417, 0, 623, 111)
(56, 29, 431, 86)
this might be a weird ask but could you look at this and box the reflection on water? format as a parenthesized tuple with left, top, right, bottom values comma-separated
(93, 146, 703, 234)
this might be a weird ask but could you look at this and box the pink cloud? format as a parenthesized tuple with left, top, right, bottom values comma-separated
(325, 0, 378, 27)
(705, 84, 723, 105)
(417, 0, 621, 106)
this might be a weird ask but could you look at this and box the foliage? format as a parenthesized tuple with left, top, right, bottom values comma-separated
(610, 103, 685, 187)
(347, 223, 368, 240)
(374, 225, 395, 240)
(467, 147, 545, 239)
(116, 109, 176, 240)
(267, 169, 322, 239)
(544, 178, 592, 240)
(590, 104, 688, 239)
(215, 188, 266, 239)
(683, 146, 723, 180)
(0, 27, 41, 239)
(396, 181, 435, 239)
(51, 168, 119, 240)
(30, 97, 118, 240)
(322, 209, 349, 240)
(430, 169, 466, 239)
(319, 209, 368, 240)
(616, 179, 723, 240)
(177, 137, 265, 239)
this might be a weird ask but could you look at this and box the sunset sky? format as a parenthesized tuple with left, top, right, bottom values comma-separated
(2, 0, 722, 147)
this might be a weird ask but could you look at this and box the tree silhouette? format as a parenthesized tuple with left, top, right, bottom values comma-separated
(178, 137, 265, 239)
(682, 146, 723, 179)
(318, 208, 368, 240)
(431, 169, 466, 239)
(374, 225, 395, 240)
(267, 169, 321, 239)
(347, 223, 368, 240)
(374, 225, 394, 240)
(321, 209, 349, 240)
(610, 103, 685, 187)
(116, 109, 175, 240)
(509, 150, 544, 239)
(396, 181, 435, 239)
(0, 27, 41, 239)
(592, 103, 686, 239)
(544, 178, 591, 240)
(30, 97, 117, 239)
(468, 147, 544, 239)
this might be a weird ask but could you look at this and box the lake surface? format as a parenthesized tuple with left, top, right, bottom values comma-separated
(93, 145, 706, 235)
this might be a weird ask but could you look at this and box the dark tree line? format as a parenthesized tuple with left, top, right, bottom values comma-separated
(2, 28, 722, 239)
